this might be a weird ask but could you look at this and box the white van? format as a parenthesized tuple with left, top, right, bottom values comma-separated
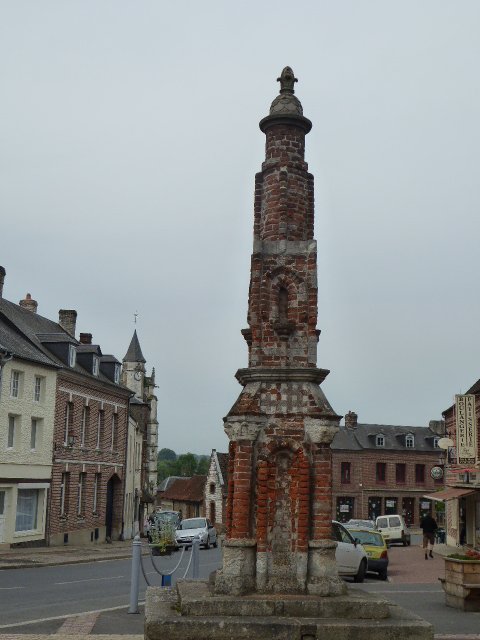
(375, 514, 411, 546)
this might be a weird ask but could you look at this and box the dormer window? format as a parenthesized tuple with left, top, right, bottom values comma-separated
(376, 434, 385, 447)
(68, 345, 76, 368)
(92, 356, 99, 376)
(114, 364, 120, 384)
(433, 437, 439, 448)
(405, 434, 415, 449)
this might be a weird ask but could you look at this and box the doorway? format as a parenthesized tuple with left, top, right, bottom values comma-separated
(368, 496, 382, 521)
(402, 497, 415, 526)
(209, 501, 216, 524)
(0, 490, 5, 543)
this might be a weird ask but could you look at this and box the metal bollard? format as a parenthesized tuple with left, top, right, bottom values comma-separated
(128, 534, 142, 614)
(192, 536, 200, 579)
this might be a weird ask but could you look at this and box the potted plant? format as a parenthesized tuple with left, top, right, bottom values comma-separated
(149, 522, 177, 556)
(441, 549, 480, 611)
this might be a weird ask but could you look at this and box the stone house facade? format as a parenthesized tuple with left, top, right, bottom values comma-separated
(331, 411, 445, 527)
(122, 330, 158, 537)
(157, 475, 206, 519)
(0, 280, 58, 547)
(204, 449, 228, 529)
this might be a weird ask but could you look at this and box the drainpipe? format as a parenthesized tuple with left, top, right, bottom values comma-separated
(120, 392, 135, 540)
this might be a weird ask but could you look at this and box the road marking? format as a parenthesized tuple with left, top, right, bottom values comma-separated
(364, 589, 443, 594)
(0, 602, 145, 630)
(54, 575, 124, 585)
(0, 586, 25, 590)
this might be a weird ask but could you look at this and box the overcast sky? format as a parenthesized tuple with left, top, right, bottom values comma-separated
(2, 1, 480, 454)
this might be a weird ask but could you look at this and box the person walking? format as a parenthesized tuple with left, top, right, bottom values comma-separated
(420, 513, 438, 559)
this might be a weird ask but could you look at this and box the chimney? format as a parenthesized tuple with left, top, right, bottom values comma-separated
(79, 333, 92, 345)
(0, 266, 5, 298)
(58, 309, 77, 337)
(345, 411, 358, 429)
(19, 293, 38, 313)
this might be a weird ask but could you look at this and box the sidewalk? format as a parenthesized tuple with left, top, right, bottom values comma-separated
(0, 539, 145, 570)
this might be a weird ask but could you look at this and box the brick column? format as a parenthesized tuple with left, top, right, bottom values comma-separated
(311, 443, 332, 540)
(229, 440, 253, 539)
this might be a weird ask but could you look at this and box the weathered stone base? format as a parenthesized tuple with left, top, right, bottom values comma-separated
(145, 581, 433, 640)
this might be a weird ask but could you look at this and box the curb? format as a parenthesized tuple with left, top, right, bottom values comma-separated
(0, 550, 150, 571)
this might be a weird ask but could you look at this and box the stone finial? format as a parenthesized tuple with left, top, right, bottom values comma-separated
(267, 66, 304, 118)
(277, 66, 297, 94)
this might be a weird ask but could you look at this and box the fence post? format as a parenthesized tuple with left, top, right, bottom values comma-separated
(192, 536, 200, 579)
(128, 534, 142, 614)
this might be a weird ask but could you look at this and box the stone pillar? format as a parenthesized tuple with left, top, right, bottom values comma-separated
(215, 68, 342, 597)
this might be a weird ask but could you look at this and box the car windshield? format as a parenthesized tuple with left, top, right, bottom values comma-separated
(350, 530, 384, 547)
(179, 518, 206, 530)
(346, 519, 375, 529)
(154, 512, 178, 524)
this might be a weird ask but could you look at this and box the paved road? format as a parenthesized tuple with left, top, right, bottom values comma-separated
(2, 539, 480, 637)
(0, 546, 222, 628)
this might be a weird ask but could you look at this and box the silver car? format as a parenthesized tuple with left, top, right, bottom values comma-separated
(175, 517, 217, 549)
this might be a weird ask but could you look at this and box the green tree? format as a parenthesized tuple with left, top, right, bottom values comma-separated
(158, 448, 177, 462)
(176, 453, 197, 477)
(195, 456, 209, 475)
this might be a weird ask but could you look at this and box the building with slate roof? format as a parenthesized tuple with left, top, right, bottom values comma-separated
(0, 282, 59, 547)
(0, 267, 132, 547)
(331, 411, 445, 527)
(157, 475, 206, 519)
(205, 449, 228, 529)
(440, 386, 480, 548)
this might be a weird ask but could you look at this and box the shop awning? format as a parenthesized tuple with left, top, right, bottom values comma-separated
(423, 487, 477, 502)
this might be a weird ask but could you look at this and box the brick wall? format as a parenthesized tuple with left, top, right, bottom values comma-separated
(332, 448, 444, 526)
(47, 374, 130, 545)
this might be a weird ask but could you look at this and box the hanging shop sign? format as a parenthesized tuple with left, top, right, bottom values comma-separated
(430, 466, 444, 480)
(456, 394, 478, 465)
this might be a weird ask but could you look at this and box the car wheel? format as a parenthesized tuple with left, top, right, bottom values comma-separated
(203, 539, 209, 549)
(212, 537, 218, 548)
(353, 559, 367, 583)
(406, 536, 411, 546)
(378, 570, 388, 581)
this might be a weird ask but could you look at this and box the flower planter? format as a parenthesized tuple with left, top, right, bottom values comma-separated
(150, 544, 176, 557)
(441, 557, 480, 611)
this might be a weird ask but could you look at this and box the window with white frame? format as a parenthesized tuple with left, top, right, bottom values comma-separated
(7, 415, 16, 449)
(10, 371, 20, 398)
(33, 376, 42, 402)
(93, 473, 100, 513)
(68, 345, 76, 368)
(15, 489, 39, 532)
(60, 472, 69, 516)
(405, 434, 415, 449)
(376, 434, 385, 447)
(433, 437, 439, 448)
(31, 419, 38, 450)
(77, 473, 86, 516)
(96, 410, 104, 449)
(114, 364, 120, 384)
(63, 402, 73, 446)
(111, 413, 117, 450)
(80, 406, 89, 447)
(92, 356, 99, 376)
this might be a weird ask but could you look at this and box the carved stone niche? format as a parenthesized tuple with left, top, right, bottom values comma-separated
(272, 318, 296, 338)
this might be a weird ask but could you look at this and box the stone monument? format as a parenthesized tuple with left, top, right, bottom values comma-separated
(145, 68, 433, 640)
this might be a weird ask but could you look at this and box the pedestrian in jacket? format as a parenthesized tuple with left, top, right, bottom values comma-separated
(420, 513, 438, 559)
